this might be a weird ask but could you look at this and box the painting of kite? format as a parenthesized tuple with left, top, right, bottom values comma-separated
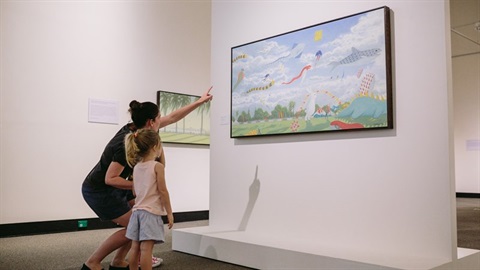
(157, 91, 210, 145)
(230, 6, 393, 138)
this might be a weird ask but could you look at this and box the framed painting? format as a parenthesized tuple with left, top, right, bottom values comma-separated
(156, 91, 210, 145)
(231, 6, 393, 138)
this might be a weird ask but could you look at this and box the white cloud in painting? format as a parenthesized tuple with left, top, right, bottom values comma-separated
(231, 8, 387, 116)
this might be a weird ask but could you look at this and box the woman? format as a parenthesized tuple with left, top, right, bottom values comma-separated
(81, 87, 212, 270)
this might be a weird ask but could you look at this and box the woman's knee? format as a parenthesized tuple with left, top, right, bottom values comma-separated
(128, 199, 135, 208)
(112, 210, 132, 227)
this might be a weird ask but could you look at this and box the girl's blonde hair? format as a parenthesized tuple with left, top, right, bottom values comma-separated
(125, 128, 161, 167)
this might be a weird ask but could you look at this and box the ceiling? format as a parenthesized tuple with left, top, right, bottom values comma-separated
(450, 0, 480, 58)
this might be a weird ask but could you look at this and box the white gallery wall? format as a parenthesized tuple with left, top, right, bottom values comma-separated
(0, 0, 211, 224)
(453, 54, 480, 194)
(450, 0, 480, 195)
(203, 0, 456, 267)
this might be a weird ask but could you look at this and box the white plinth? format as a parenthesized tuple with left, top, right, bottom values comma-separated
(173, 226, 465, 270)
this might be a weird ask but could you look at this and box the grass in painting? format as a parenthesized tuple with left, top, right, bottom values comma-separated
(231, 115, 388, 137)
(160, 132, 210, 145)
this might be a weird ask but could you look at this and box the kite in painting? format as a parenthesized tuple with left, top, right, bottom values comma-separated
(231, 7, 392, 138)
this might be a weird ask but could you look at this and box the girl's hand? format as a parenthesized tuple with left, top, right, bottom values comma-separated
(167, 213, 174, 229)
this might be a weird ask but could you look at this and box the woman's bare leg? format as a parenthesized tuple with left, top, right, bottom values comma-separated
(109, 210, 133, 267)
(84, 210, 132, 269)
(109, 236, 131, 267)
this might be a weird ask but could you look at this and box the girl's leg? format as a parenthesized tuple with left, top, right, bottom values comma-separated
(128, 241, 141, 270)
(139, 240, 155, 270)
(127, 198, 162, 268)
(84, 210, 132, 269)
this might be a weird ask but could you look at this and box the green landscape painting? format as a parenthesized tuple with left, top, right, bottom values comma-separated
(157, 91, 210, 145)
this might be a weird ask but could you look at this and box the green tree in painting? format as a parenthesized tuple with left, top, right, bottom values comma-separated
(288, 101, 296, 118)
(234, 111, 239, 123)
(159, 92, 174, 132)
(322, 105, 331, 120)
(237, 111, 251, 123)
(159, 92, 211, 135)
(271, 104, 288, 119)
(197, 98, 210, 135)
(178, 95, 192, 133)
(168, 93, 183, 133)
(253, 108, 269, 121)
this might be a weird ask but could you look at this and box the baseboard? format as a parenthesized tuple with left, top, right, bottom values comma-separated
(456, 192, 480, 198)
(0, 210, 208, 238)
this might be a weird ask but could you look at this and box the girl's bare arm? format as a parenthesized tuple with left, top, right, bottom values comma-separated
(155, 162, 174, 229)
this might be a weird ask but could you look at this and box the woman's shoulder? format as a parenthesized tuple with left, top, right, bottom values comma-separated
(116, 124, 133, 136)
(107, 125, 132, 147)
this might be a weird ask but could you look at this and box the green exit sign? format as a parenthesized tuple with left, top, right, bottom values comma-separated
(78, 220, 88, 228)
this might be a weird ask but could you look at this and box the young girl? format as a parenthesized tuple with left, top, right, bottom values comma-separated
(124, 129, 174, 270)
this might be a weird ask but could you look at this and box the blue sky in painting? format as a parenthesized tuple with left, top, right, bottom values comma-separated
(231, 8, 388, 117)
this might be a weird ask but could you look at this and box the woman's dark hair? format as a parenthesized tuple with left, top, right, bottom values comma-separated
(128, 100, 159, 129)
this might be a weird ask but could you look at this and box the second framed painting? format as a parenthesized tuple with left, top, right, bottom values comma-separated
(157, 91, 210, 145)
(231, 6, 393, 138)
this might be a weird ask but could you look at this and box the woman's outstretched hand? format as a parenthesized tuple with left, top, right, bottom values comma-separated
(199, 86, 213, 103)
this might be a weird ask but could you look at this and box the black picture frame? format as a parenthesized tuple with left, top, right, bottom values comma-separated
(230, 6, 393, 138)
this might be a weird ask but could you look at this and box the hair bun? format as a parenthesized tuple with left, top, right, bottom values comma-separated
(129, 100, 141, 110)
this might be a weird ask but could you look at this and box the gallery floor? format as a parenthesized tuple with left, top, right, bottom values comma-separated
(0, 198, 478, 270)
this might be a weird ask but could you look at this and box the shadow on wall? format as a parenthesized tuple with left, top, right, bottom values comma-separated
(238, 165, 261, 231)
(201, 165, 261, 259)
